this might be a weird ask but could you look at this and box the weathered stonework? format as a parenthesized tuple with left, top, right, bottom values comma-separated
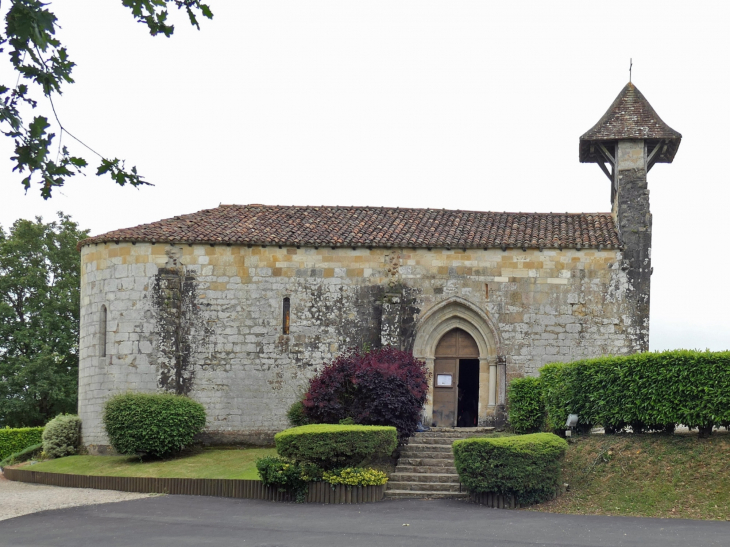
(78, 82, 680, 452)
(78, 242, 633, 451)
(614, 140, 652, 352)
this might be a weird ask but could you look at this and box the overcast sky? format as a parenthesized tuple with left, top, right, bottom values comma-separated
(1, 1, 728, 351)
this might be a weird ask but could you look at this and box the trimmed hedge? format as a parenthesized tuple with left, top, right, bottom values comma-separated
(0, 427, 44, 461)
(541, 351, 730, 434)
(507, 377, 545, 433)
(453, 433, 568, 505)
(0, 443, 43, 468)
(42, 414, 82, 458)
(275, 424, 398, 470)
(103, 393, 207, 458)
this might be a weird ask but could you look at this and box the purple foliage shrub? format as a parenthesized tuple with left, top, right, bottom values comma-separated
(302, 347, 430, 441)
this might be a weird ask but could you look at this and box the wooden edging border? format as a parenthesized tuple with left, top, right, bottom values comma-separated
(469, 492, 520, 509)
(2, 467, 385, 504)
(469, 484, 564, 509)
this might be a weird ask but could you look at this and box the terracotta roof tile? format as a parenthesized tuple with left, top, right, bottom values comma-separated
(80, 205, 621, 250)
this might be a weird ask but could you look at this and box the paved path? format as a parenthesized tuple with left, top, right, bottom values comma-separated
(0, 474, 149, 522)
(1, 495, 728, 547)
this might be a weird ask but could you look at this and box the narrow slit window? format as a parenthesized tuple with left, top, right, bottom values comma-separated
(100, 305, 107, 357)
(282, 297, 290, 335)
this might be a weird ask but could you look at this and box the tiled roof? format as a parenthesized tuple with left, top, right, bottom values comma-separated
(80, 205, 621, 250)
(580, 82, 681, 163)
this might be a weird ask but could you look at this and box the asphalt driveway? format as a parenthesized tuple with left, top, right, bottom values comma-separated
(0, 495, 727, 547)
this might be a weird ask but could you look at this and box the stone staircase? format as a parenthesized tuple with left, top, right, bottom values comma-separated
(385, 427, 495, 499)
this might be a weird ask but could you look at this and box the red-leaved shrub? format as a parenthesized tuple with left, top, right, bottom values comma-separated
(302, 347, 430, 442)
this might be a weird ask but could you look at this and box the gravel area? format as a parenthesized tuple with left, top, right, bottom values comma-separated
(0, 473, 152, 521)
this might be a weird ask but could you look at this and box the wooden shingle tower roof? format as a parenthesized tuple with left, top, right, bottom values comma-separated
(579, 82, 682, 164)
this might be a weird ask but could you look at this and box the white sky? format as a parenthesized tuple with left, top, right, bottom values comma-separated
(1, 1, 728, 351)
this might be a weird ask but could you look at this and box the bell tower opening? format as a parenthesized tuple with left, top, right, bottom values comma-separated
(432, 327, 480, 427)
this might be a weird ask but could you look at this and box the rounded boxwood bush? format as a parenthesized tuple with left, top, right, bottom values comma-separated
(275, 424, 397, 470)
(103, 393, 206, 458)
(453, 433, 568, 506)
(42, 414, 82, 458)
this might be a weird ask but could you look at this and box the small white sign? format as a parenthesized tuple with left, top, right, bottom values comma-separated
(436, 374, 452, 387)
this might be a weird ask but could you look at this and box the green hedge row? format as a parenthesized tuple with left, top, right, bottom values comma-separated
(453, 433, 568, 505)
(0, 443, 43, 468)
(507, 377, 545, 434)
(275, 424, 398, 470)
(538, 350, 730, 433)
(0, 427, 44, 461)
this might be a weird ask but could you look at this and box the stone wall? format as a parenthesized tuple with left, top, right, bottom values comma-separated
(614, 140, 652, 352)
(78, 242, 634, 451)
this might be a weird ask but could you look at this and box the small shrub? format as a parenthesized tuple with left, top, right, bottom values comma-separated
(42, 414, 82, 458)
(255, 457, 319, 501)
(286, 400, 310, 427)
(322, 467, 388, 486)
(453, 433, 568, 506)
(275, 424, 397, 470)
(507, 377, 545, 433)
(256, 456, 308, 495)
(302, 347, 429, 441)
(103, 393, 206, 458)
(0, 442, 43, 468)
(0, 427, 44, 461)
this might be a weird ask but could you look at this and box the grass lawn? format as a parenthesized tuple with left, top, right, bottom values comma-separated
(531, 432, 730, 521)
(24, 447, 277, 480)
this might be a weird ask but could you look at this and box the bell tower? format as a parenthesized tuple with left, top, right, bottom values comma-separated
(579, 83, 681, 351)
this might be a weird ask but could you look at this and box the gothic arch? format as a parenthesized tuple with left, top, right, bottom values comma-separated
(413, 297, 505, 426)
(413, 296, 503, 360)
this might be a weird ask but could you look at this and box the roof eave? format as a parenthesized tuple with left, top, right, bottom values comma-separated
(579, 137, 681, 164)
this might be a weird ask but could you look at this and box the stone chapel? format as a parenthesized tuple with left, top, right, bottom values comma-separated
(77, 82, 681, 452)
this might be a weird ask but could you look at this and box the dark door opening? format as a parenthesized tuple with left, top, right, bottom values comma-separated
(457, 359, 479, 427)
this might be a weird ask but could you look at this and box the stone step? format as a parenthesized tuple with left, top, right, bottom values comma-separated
(394, 465, 458, 475)
(398, 458, 455, 468)
(430, 426, 496, 431)
(399, 450, 455, 460)
(422, 427, 495, 435)
(384, 490, 469, 500)
(390, 473, 460, 484)
(403, 443, 453, 451)
(401, 443, 453, 453)
(408, 437, 458, 446)
(387, 481, 463, 493)
(413, 432, 486, 440)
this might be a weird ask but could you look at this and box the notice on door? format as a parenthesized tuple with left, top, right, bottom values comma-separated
(436, 374, 453, 387)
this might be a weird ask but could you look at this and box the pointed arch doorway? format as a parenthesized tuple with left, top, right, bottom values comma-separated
(412, 297, 506, 428)
(433, 328, 480, 427)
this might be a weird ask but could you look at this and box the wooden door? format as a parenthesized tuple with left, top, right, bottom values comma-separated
(432, 357, 457, 426)
(432, 328, 479, 427)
